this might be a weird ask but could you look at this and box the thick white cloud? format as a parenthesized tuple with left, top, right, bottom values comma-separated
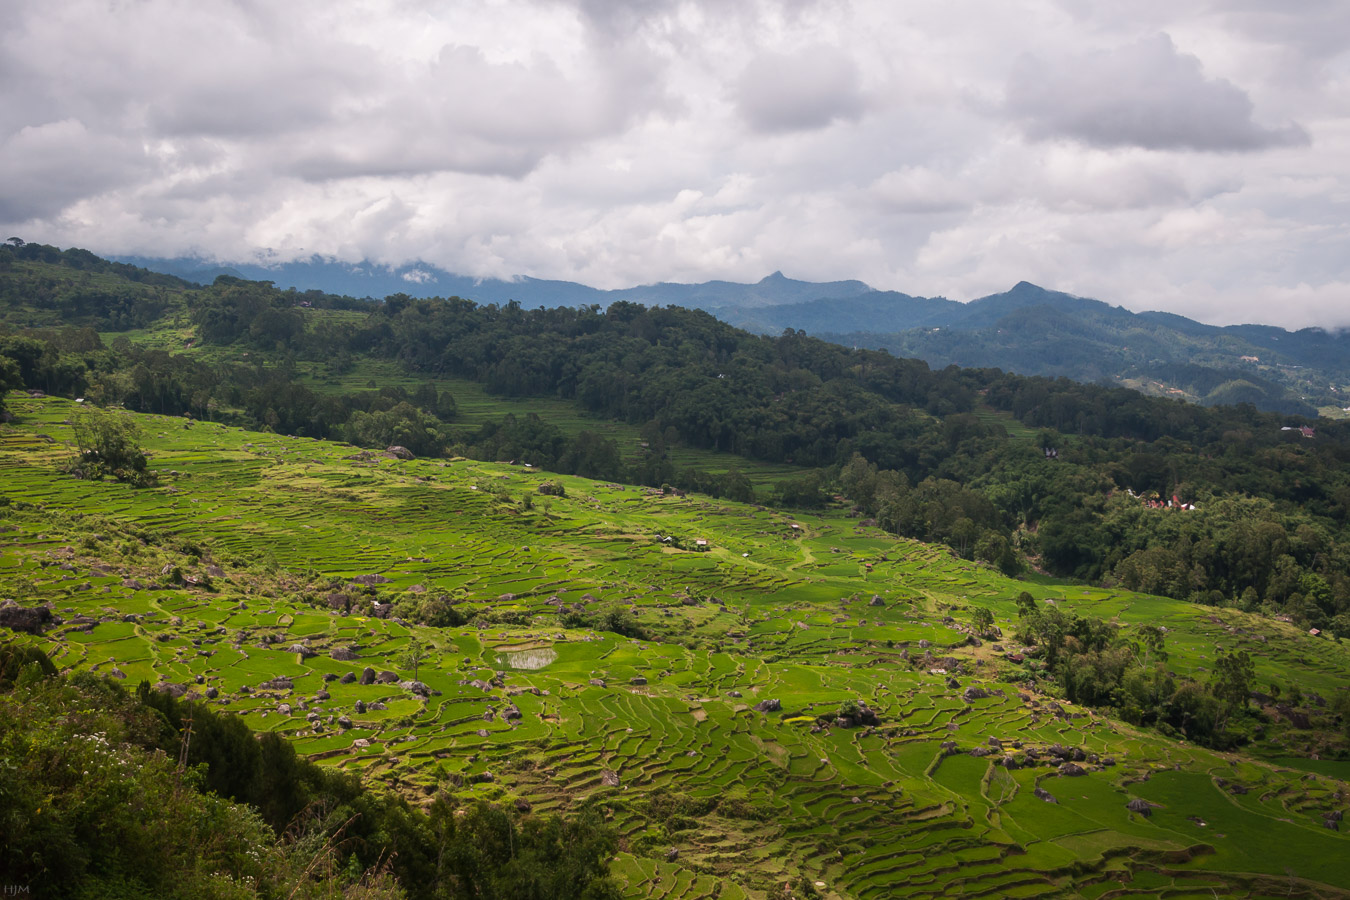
(1, 0, 1348, 329)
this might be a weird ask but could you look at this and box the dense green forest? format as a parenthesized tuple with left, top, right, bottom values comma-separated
(4, 241, 1350, 636)
(713, 280, 1346, 416)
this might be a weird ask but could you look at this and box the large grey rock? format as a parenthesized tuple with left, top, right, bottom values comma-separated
(0, 605, 59, 635)
(753, 698, 782, 713)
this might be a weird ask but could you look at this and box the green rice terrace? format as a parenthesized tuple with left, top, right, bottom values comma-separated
(3, 394, 1350, 898)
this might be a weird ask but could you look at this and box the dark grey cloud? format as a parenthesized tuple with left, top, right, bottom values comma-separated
(1007, 34, 1309, 152)
(0, 120, 148, 220)
(734, 45, 867, 133)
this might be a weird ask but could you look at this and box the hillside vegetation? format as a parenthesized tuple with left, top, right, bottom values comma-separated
(117, 251, 1350, 415)
(3, 243, 1350, 638)
(3, 396, 1350, 897)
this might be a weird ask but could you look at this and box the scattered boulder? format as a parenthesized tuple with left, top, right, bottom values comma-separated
(469, 772, 494, 784)
(588, 678, 606, 688)
(375, 670, 399, 684)
(630, 676, 647, 686)
(1276, 704, 1313, 730)
(962, 686, 991, 702)
(1126, 798, 1155, 817)
(287, 644, 316, 658)
(384, 445, 415, 460)
(339, 672, 356, 684)
(352, 574, 392, 586)
(665, 847, 680, 862)
(1034, 787, 1057, 804)
(515, 798, 533, 813)
(205, 687, 219, 699)
(601, 769, 621, 787)
(869, 595, 885, 607)
(360, 667, 376, 685)
(355, 700, 366, 714)
(728, 690, 742, 698)
(331, 647, 360, 661)
(0, 605, 60, 635)
(338, 716, 353, 730)
(1059, 763, 1087, 777)
(259, 677, 294, 691)
(754, 698, 782, 713)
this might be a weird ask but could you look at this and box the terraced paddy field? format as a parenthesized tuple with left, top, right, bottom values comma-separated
(3, 394, 1350, 899)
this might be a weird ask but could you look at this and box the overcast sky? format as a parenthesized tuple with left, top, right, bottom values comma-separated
(3, 1, 1349, 328)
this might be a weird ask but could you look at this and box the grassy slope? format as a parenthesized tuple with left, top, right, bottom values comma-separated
(2, 394, 1349, 899)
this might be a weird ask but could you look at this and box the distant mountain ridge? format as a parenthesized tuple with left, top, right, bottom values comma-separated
(112, 255, 873, 311)
(116, 254, 1347, 416)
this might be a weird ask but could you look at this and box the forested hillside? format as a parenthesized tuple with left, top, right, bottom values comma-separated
(4, 241, 1350, 637)
(119, 251, 1350, 416)
(718, 282, 1346, 416)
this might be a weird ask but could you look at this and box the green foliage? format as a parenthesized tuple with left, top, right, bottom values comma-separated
(0, 670, 622, 900)
(428, 798, 621, 900)
(970, 606, 995, 635)
(398, 637, 432, 681)
(344, 401, 448, 457)
(66, 405, 155, 486)
(1210, 650, 1256, 710)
